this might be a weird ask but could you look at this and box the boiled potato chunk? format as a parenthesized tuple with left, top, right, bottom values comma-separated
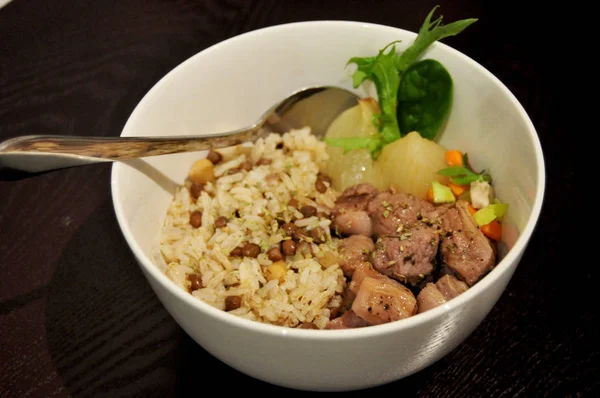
(325, 98, 384, 191)
(376, 131, 448, 198)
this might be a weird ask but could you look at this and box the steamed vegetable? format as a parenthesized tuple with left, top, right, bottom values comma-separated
(325, 108, 448, 196)
(447, 181, 468, 197)
(431, 181, 455, 204)
(325, 98, 384, 190)
(444, 149, 463, 166)
(376, 131, 448, 198)
(325, 6, 477, 158)
(481, 220, 502, 241)
(470, 180, 494, 208)
(473, 203, 509, 226)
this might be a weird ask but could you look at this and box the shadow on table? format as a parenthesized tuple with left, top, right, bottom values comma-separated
(0, 166, 55, 181)
(44, 199, 445, 397)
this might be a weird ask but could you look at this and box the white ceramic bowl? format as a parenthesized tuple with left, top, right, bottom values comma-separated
(111, 21, 545, 391)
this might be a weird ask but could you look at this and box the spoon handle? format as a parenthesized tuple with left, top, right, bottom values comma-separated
(0, 128, 258, 172)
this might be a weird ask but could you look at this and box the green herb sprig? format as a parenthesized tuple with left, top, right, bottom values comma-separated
(437, 154, 491, 185)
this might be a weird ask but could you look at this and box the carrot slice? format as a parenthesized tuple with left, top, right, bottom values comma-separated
(426, 187, 434, 202)
(481, 220, 502, 241)
(467, 203, 477, 215)
(448, 182, 468, 197)
(445, 150, 463, 166)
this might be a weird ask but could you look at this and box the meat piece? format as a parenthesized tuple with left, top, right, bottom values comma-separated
(348, 261, 385, 294)
(371, 225, 439, 285)
(339, 235, 376, 277)
(351, 276, 417, 326)
(332, 183, 378, 216)
(421, 203, 452, 225)
(436, 274, 469, 299)
(416, 283, 446, 313)
(367, 191, 435, 236)
(326, 310, 370, 329)
(333, 183, 379, 211)
(417, 275, 468, 313)
(333, 211, 373, 236)
(331, 183, 378, 237)
(347, 262, 417, 325)
(439, 200, 496, 286)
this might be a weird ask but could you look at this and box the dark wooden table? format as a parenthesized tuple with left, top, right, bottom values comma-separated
(0, 0, 592, 397)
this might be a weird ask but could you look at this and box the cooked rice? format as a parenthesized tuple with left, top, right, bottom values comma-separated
(159, 128, 346, 329)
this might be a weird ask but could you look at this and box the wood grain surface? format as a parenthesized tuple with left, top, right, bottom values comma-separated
(0, 0, 592, 397)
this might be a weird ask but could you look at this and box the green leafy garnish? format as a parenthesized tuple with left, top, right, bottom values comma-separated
(343, 41, 403, 156)
(326, 6, 477, 158)
(397, 59, 453, 140)
(437, 154, 491, 185)
(395, 7, 478, 73)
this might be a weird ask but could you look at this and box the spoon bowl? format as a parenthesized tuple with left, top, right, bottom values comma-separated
(0, 86, 359, 173)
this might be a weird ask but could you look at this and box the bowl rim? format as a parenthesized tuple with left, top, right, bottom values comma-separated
(111, 20, 546, 339)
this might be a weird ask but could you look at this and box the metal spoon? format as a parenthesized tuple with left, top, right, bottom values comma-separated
(0, 86, 360, 173)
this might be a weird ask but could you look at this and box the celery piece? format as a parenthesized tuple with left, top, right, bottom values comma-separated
(473, 203, 509, 226)
(432, 181, 455, 204)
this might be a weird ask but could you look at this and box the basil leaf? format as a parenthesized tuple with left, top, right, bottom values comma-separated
(449, 174, 481, 185)
(437, 165, 483, 185)
(397, 59, 453, 140)
(437, 165, 472, 177)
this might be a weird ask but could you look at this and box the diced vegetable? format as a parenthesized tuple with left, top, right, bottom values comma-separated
(426, 187, 434, 202)
(324, 98, 384, 191)
(448, 181, 468, 197)
(470, 180, 494, 209)
(481, 220, 502, 241)
(318, 251, 340, 268)
(188, 158, 215, 185)
(467, 203, 477, 216)
(445, 150, 463, 166)
(431, 181, 455, 204)
(265, 260, 287, 283)
(473, 203, 509, 226)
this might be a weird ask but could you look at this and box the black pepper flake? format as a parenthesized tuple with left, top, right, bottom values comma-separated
(367, 307, 372, 312)
(384, 304, 390, 310)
